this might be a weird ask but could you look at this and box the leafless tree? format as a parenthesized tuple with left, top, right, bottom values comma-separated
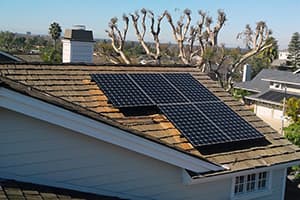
(129, 8, 168, 64)
(106, 16, 131, 64)
(226, 21, 272, 90)
(165, 9, 226, 72)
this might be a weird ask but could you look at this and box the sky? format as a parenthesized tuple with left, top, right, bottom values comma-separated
(0, 0, 299, 49)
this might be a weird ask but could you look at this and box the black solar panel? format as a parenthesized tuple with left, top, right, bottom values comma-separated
(130, 74, 188, 104)
(163, 73, 220, 102)
(91, 73, 265, 147)
(91, 74, 154, 107)
(195, 102, 264, 141)
(159, 104, 230, 146)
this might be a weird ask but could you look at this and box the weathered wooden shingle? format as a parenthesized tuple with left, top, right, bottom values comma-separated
(0, 179, 120, 200)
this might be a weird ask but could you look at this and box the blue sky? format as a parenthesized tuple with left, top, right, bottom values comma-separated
(0, 0, 299, 49)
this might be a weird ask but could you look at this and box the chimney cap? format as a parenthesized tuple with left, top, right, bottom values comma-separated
(63, 27, 94, 42)
(73, 25, 86, 30)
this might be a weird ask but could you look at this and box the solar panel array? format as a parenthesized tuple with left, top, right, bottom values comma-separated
(91, 73, 264, 147)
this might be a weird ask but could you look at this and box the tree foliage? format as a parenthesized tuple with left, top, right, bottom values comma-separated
(41, 46, 62, 63)
(284, 97, 300, 177)
(287, 32, 300, 69)
(284, 122, 300, 146)
(49, 22, 62, 50)
(286, 97, 300, 123)
(0, 31, 16, 52)
(246, 37, 278, 78)
(0, 31, 52, 53)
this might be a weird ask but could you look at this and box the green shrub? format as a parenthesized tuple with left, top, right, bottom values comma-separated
(284, 122, 300, 146)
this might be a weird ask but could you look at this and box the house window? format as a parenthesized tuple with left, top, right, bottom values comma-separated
(233, 171, 269, 196)
(258, 172, 267, 190)
(234, 176, 245, 194)
(246, 173, 256, 192)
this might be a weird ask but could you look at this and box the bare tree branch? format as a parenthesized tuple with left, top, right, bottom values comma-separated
(106, 17, 131, 64)
(226, 21, 273, 91)
(130, 9, 167, 63)
(165, 9, 192, 64)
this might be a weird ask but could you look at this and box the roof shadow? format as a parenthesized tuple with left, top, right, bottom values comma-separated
(197, 138, 271, 155)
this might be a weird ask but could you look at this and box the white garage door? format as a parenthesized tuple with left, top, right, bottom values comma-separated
(256, 105, 273, 118)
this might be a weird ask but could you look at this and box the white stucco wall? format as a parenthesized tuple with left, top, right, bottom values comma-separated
(255, 105, 286, 132)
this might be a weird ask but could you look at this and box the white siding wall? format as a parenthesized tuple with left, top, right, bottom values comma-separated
(0, 107, 287, 200)
(62, 40, 71, 63)
(268, 168, 287, 200)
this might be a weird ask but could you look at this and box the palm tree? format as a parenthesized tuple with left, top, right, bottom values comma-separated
(49, 22, 62, 50)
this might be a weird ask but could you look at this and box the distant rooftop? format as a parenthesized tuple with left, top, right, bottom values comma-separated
(234, 69, 300, 92)
(246, 90, 300, 105)
(0, 51, 23, 63)
(262, 71, 300, 86)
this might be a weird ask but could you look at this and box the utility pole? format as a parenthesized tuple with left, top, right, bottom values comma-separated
(281, 84, 287, 135)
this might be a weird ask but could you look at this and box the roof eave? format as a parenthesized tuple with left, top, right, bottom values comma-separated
(0, 77, 224, 173)
(262, 78, 300, 86)
(184, 159, 300, 185)
(245, 96, 282, 106)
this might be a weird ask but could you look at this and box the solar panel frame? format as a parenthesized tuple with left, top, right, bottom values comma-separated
(91, 74, 154, 108)
(163, 73, 220, 103)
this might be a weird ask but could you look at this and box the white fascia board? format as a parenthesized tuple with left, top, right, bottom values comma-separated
(0, 87, 223, 173)
(183, 160, 300, 185)
(261, 78, 300, 86)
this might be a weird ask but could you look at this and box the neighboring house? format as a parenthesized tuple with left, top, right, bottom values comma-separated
(0, 51, 23, 63)
(234, 69, 300, 132)
(271, 50, 291, 69)
(1, 64, 300, 200)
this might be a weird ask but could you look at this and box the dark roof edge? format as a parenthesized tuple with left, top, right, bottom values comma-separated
(0, 75, 219, 168)
(0, 51, 24, 62)
(0, 62, 195, 68)
(245, 95, 282, 106)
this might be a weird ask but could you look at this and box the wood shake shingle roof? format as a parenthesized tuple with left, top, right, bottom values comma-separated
(0, 179, 120, 199)
(1, 63, 300, 177)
